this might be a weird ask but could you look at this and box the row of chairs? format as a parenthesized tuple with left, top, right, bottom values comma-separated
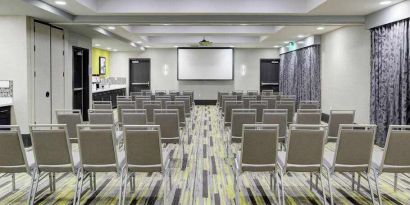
(129, 90, 194, 106)
(218, 90, 283, 98)
(0, 124, 172, 205)
(233, 123, 410, 205)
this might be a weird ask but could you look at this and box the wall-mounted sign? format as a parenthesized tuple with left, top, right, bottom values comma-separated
(99, 56, 106, 75)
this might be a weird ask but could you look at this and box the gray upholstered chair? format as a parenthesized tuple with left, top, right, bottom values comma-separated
(224, 101, 244, 125)
(234, 124, 281, 205)
(135, 96, 151, 109)
(299, 101, 320, 109)
(295, 109, 322, 125)
(141, 89, 152, 96)
(175, 95, 191, 118)
(227, 109, 256, 158)
(220, 95, 237, 113)
(262, 109, 288, 150)
(323, 124, 377, 205)
(117, 101, 137, 124)
(232, 90, 243, 100)
(75, 124, 124, 205)
(261, 90, 274, 96)
(155, 90, 167, 96)
(0, 125, 34, 203)
(182, 90, 194, 108)
(327, 110, 355, 142)
(249, 100, 268, 123)
(130, 92, 143, 98)
(153, 109, 184, 155)
(142, 101, 162, 124)
(56, 109, 83, 143)
(242, 96, 257, 109)
(88, 109, 114, 125)
(165, 101, 188, 130)
(277, 124, 328, 204)
(261, 96, 278, 109)
(279, 95, 296, 101)
(92, 101, 112, 109)
(29, 124, 77, 205)
(276, 101, 295, 124)
(117, 96, 132, 102)
(372, 125, 410, 205)
(155, 95, 171, 109)
(247, 90, 259, 96)
(169, 90, 180, 101)
(217, 91, 230, 107)
(119, 125, 171, 205)
(122, 109, 147, 126)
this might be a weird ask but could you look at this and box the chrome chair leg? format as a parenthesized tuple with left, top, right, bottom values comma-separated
(325, 168, 333, 205)
(275, 173, 282, 205)
(366, 172, 375, 205)
(319, 172, 326, 205)
(11, 173, 16, 191)
(373, 170, 382, 205)
(394, 173, 398, 192)
(279, 169, 285, 205)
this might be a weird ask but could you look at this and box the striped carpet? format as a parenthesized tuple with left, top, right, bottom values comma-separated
(0, 106, 409, 204)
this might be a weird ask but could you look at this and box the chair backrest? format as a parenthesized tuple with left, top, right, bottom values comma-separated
(240, 124, 279, 172)
(56, 109, 83, 143)
(123, 125, 163, 173)
(231, 109, 257, 139)
(261, 96, 277, 109)
(175, 96, 190, 115)
(232, 90, 243, 100)
(182, 90, 194, 106)
(262, 109, 288, 137)
(299, 101, 320, 109)
(122, 109, 147, 125)
(0, 125, 29, 173)
(141, 90, 152, 96)
(135, 96, 151, 109)
(169, 90, 180, 101)
(88, 109, 114, 125)
(221, 95, 237, 109)
(92, 101, 112, 109)
(328, 110, 355, 137)
(77, 124, 120, 173)
(380, 125, 410, 172)
(296, 109, 322, 125)
(130, 92, 143, 98)
(261, 90, 274, 96)
(276, 101, 295, 123)
(155, 90, 167, 96)
(332, 124, 376, 172)
(285, 124, 327, 172)
(249, 100, 268, 122)
(247, 90, 259, 96)
(117, 101, 137, 123)
(242, 96, 257, 109)
(280, 95, 296, 101)
(142, 101, 162, 123)
(155, 96, 171, 108)
(224, 101, 244, 123)
(30, 124, 74, 172)
(153, 109, 180, 144)
(117, 96, 132, 102)
(218, 92, 230, 105)
(165, 101, 186, 123)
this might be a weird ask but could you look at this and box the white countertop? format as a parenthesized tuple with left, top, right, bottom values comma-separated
(0, 97, 13, 107)
(92, 85, 126, 94)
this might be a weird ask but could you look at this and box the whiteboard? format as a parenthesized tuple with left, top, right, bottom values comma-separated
(178, 48, 233, 80)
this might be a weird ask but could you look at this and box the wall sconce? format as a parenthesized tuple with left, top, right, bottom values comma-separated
(163, 64, 169, 76)
(241, 64, 247, 76)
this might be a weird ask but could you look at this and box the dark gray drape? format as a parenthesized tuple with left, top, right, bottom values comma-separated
(370, 19, 410, 146)
(279, 45, 321, 104)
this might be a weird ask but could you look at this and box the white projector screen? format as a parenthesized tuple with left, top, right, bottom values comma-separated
(178, 48, 234, 80)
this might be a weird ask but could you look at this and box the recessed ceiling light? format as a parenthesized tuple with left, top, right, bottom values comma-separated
(136, 41, 142, 44)
(162, 24, 170, 26)
(130, 42, 137, 47)
(113, 49, 118, 52)
(379, 1, 392, 5)
(107, 26, 116, 30)
(94, 44, 100, 47)
(107, 47, 112, 50)
(145, 45, 151, 48)
(317, 27, 325, 30)
(274, 45, 280, 48)
(297, 41, 304, 44)
(297, 35, 304, 38)
(173, 45, 178, 48)
(55, 1, 66, 5)
(240, 24, 248, 26)
(284, 41, 289, 44)
(229, 45, 235, 47)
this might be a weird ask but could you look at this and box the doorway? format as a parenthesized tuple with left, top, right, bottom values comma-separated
(129, 58, 151, 93)
(260, 59, 280, 92)
(73, 47, 90, 121)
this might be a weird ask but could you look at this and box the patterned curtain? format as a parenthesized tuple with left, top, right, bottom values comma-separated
(370, 19, 410, 146)
(279, 45, 321, 104)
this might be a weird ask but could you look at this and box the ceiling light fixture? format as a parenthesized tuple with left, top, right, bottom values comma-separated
(145, 45, 151, 48)
(297, 35, 304, 38)
(284, 41, 289, 44)
(379, 1, 392, 5)
(274, 45, 280, 48)
(173, 45, 178, 48)
(317, 27, 325, 30)
(297, 41, 304, 44)
(162, 24, 170, 26)
(136, 41, 142, 44)
(107, 47, 112, 50)
(113, 49, 118, 52)
(55, 1, 66, 5)
(94, 44, 100, 47)
(107, 26, 116, 30)
(240, 24, 248, 26)
(130, 42, 137, 47)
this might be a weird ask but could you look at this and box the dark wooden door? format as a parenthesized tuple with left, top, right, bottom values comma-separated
(73, 47, 89, 121)
(260, 59, 280, 92)
(129, 58, 151, 93)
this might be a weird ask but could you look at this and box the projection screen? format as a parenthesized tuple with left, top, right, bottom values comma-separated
(177, 48, 234, 80)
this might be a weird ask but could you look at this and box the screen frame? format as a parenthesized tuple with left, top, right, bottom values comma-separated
(177, 47, 235, 81)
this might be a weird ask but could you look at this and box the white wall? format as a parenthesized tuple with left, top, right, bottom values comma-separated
(0, 16, 31, 133)
(366, 0, 410, 29)
(321, 26, 371, 123)
(110, 48, 279, 100)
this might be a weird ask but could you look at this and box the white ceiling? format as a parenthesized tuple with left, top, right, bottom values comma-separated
(0, 0, 404, 51)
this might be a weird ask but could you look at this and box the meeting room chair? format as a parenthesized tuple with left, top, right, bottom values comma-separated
(261, 90, 274, 96)
(220, 95, 237, 114)
(262, 109, 288, 150)
(323, 124, 377, 205)
(372, 125, 410, 205)
(130, 91, 143, 98)
(169, 90, 180, 100)
(276, 101, 296, 124)
(117, 101, 137, 125)
(234, 124, 281, 205)
(227, 109, 256, 158)
(29, 124, 78, 205)
(261, 95, 278, 109)
(182, 90, 194, 106)
(92, 101, 112, 109)
(327, 110, 355, 142)
(217, 91, 230, 107)
(155, 95, 171, 109)
(247, 90, 258, 96)
(154, 109, 184, 156)
(299, 101, 320, 109)
(155, 90, 167, 96)
(119, 125, 171, 205)
(75, 124, 123, 205)
(142, 101, 162, 124)
(141, 89, 152, 96)
(165, 101, 189, 134)
(295, 109, 322, 125)
(232, 90, 243, 100)
(279, 95, 296, 101)
(277, 124, 328, 204)
(135, 96, 151, 109)
(224, 101, 244, 126)
(0, 125, 34, 203)
(122, 109, 147, 126)
(175, 95, 192, 125)
(249, 100, 268, 123)
(241, 95, 257, 109)
(117, 96, 132, 102)
(56, 109, 83, 143)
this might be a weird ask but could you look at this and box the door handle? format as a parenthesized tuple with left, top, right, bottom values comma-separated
(261, 83, 279, 86)
(46, 91, 50, 98)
